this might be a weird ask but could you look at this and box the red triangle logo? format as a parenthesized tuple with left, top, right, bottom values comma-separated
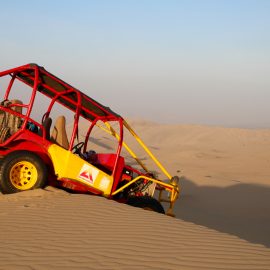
(79, 170, 93, 183)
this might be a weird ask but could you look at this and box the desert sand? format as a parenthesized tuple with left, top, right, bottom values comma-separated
(1, 121, 270, 269)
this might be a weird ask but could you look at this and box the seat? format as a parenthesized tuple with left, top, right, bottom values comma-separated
(50, 115, 69, 150)
(0, 100, 11, 131)
(0, 99, 23, 143)
(38, 117, 52, 140)
(9, 99, 23, 134)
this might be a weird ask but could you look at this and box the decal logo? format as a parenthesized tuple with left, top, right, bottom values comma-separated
(79, 170, 93, 183)
(78, 164, 98, 184)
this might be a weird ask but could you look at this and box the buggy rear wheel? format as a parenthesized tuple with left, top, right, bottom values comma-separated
(0, 151, 48, 194)
(126, 196, 165, 214)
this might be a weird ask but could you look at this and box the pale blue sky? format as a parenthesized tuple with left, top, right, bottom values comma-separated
(1, 0, 270, 128)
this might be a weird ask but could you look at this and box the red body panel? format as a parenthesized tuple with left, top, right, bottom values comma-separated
(0, 130, 50, 158)
(91, 153, 125, 193)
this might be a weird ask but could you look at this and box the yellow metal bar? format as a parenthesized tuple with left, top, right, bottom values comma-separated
(112, 175, 179, 216)
(96, 122, 150, 173)
(123, 119, 172, 180)
(112, 175, 176, 196)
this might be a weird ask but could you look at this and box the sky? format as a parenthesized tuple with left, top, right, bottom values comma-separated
(0, 0, 270, 128)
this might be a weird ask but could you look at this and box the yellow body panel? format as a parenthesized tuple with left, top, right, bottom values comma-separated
(48, 144, 113, 196)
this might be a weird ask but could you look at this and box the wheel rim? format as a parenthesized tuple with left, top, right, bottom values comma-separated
(9, 161, 38, 190)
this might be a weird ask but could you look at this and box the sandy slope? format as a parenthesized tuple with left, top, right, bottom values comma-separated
(0, 187, 270, 270)
(124, 121, 270, 247)
(1, 122, 270, 269)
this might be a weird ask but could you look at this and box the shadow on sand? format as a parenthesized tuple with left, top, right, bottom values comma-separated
(174, 177, 270, 247)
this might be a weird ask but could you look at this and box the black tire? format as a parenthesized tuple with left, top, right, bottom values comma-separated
(126, 196, 165, 214)
(0, 151, 48, 194)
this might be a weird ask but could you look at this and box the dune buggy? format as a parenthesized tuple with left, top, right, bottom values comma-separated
(0, 64, 179, 216)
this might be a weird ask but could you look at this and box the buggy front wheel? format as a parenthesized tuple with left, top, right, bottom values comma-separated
(126, 196, 165, 214)
(0, 151, 48, 194)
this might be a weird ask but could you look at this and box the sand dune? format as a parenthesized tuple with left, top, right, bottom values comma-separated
(126, 120, 270, 186)
(1, 122, 270, 269)
(127, 121, 270, 247)
(1, 187, 270, 270)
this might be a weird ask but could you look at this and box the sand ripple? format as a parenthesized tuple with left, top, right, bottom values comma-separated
(0, 189, 270, 269)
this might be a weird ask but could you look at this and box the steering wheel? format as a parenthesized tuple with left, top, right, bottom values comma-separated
(72, 142, 85, 157)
